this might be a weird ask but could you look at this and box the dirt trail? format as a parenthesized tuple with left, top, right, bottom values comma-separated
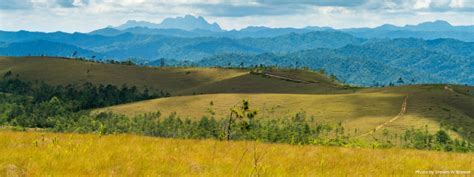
(358, 96, 408, 137)
(444, 85, 455, 93)
(444, 85, 470, 95)
(259, 72, 316, 84)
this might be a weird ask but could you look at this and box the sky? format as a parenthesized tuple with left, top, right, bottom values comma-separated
(0, 0, 473, 32)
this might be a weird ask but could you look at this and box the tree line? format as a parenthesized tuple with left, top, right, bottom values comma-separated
(0, 75, 471, 153)
(1, 71, 169, 111)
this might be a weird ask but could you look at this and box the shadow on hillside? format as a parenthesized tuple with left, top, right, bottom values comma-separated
(176, 73, 351, 95)
(409, 90, 474, 142)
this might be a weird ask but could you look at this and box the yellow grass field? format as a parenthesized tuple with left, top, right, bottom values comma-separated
(1, 131, 472, 176)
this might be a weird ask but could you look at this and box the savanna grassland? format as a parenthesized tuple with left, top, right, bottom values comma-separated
(3, 56, 472, 141)
(99, 85, 474, 142)
(1, 130, 472, 176)
(0, 56, 347, 95)
(1, 56, 473, 176)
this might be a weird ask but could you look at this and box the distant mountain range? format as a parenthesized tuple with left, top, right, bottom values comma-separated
(343, 20, 474, 41)
(198, 38, 474, 86)
(89, 16, 474, 41)
(0, 15, 473, 86)
(0, 30, 365, 61)
(113, 15, 222, 32)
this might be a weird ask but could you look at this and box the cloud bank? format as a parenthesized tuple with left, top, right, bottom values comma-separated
(0, 0, 472, 32)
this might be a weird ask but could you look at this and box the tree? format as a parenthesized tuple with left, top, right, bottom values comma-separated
(3, 71, 12, 78)
(160, 58, 165, 67)
(330, 74, 337, 82)
(226, 100, 257, 140)
(72, 51, 78, 58)
(397, 77, 404, 84)
(435, 130, 451, 144)
(318, 68, 326, 75)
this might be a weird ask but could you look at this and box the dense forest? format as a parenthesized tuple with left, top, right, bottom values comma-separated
(1, 29, 473, 86)
(198, 38, 474, 86)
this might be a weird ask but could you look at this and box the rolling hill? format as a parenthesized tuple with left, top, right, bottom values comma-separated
(0, 56, 348, 95)
(0, 56, 471, 143)
(98, 85, 474, 142)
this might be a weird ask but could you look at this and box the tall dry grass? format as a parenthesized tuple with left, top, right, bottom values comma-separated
(0, 130, 472, 176)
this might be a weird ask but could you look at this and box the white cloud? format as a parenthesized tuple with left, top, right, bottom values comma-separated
(414, 0, 431, 9)
(0, 0, 472, 32)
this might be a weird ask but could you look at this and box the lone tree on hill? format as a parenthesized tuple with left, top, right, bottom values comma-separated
(72, 51, 78, 58)
(160, 58, 165, 67)
(397, 77, 404, 84)
(226, 100, 257, 140)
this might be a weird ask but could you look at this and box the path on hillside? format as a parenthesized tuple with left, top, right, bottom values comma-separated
(444, 85, 455, 93)
(444, 85, 471, 96)
(260, 72, 315, 84)
(358, 96, 408, 137)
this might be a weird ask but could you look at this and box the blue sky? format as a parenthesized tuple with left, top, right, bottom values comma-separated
(0, 0, 473, 32)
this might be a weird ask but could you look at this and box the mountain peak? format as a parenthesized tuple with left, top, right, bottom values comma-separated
(404, 20, 453, 31)
(115, 15, 222, 32)
(416, 20, 452, 27)
(160, 15, 221, 31)
(373, 20, 458, 32)
(376, 24, 398, 30)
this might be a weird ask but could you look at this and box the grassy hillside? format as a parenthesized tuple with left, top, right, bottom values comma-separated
(1, 56, 473, 142)
(0, 56, 245, 94)
(0, 56, 347, 95)
(1, 131, 472, 176)
(97, 92, 403, 135)
(361, 85, 474, 141)
(99, 85, 474, 142)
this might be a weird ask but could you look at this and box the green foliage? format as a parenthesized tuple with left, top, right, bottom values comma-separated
(401, 128, 472, 152)
(0, 76, 168, 110)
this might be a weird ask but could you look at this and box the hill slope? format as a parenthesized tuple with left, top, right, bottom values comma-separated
(98, 85, 474, 141)
(0, 56, 346, 95)
(1, 56, 472, 142)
